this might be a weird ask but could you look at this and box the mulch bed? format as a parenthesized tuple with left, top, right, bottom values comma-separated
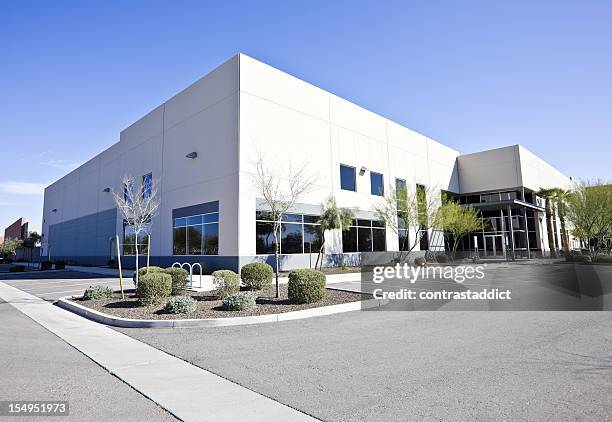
(69, 285, 367, 320)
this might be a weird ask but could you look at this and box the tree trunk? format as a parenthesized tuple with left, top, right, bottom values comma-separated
(273, 230, 280, 298)
(135, 241, 139, 288)
(558, 202, 571, 257)
(544, 202, 557, 258)
(315, 241, 325, 270)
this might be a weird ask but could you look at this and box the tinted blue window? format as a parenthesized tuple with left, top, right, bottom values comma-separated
(142, 173, 152, 198)
(203, 212, 219, 223)
(174, 217, 187, 227)
(370, 172, 384, 196)
(187, 215, 202, 226)
(282, 213, 302, 223)
(340, 165, 356, 191)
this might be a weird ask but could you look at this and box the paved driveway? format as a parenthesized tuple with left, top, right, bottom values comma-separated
(117, 262, 612, 421)
(0, 271, 124, 301)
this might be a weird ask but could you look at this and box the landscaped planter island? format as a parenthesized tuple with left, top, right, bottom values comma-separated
(67, 285, 365, 320)
(57, 264, 384, 328)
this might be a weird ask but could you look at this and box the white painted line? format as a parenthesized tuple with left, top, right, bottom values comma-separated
(0, 281, 318, 422)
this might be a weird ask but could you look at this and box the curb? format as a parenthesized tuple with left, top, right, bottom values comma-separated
(56, 295, 387, 328)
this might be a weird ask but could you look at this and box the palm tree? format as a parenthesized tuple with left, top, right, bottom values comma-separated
(316, 196, 354, 270)
(536, 188, 558, 258)
(551, 188, 571, 257)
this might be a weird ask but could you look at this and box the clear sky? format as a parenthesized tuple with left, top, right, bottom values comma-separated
(1, 0, 611, 234)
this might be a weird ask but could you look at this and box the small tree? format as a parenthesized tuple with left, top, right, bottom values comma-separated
(436, 200, 483, 261)
(22, 231, 41, 262)
(315, 196, 354, 270)
(252, 154, 316, 298)
(374, 183, 440, 263)
(0, 237, 22, 261)
(113, 175, 159, 288)
(566, 181, 612, 260)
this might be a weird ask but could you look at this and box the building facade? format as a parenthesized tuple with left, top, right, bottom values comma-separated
(41, 54, 573, 271)
(4, 217, 28, 241)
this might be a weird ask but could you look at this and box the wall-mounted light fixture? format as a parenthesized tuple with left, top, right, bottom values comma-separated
(186, 151, 198, 159)
(359, 166, 368, 176)
(103, 187, 111, 192)
(52, 209, 57, 213)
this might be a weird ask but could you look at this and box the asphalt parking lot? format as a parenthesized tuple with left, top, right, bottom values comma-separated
(115, 262, 611, 421)
(0, 270, 124, 301)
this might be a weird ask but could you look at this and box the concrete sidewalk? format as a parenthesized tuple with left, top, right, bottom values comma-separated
(0, 281, 317, 422)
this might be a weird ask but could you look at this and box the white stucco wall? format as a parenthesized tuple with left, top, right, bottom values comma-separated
(41, 55, 240, 258)
(237, 54, 459, 256)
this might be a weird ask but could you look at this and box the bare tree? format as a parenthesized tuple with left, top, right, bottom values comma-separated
(252, 154, 316, 298)
(373, 183, 441, 263)
(113, 175, 160, 287)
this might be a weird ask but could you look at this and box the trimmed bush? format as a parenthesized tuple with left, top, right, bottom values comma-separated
(83, 285, 113, 300)
(573, 255, 592, 263)
(212, 270, 240, 298)
(163, 267, 190, 295)
(222, 292, 257, 311)
(435, 253, 449, 263)
(40, 261, 52, 270)
(9, 265, 25, 273)
(240, 262, 274, 290)
(54, 260, 66, 270)
(136, 273, 172, 305)
(133, 266, 163, 284)
(414, 257, 427, 266)
(288, 269, 326, 304)
(165, 295, 197, 314)
(596, 255, 612, 263)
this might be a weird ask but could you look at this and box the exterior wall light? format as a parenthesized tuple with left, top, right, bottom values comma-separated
(103, 187, 111, 192)
(359, 166, 368, 176)
(52, 209, 57, 212)
(186, 152, 198, 159)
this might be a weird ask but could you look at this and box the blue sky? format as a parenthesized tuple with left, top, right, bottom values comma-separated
(1, 0, 611, 234)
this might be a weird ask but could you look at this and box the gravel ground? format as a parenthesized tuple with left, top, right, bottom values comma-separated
(70, 285, 366, 320)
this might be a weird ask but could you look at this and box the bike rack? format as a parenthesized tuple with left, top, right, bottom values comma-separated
(172, 262, 203, 289)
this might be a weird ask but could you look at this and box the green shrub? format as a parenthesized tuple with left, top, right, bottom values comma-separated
(240, 262, 274, 290)
(133, 266, 163, 284)
(595, 255, 612, 263)
(414, 257, 427, 266)
(288, 269, 326, 304)
(573, 255, 592, 263)
(54, 260, 66, 270)
(163, 267, 190, 295)
(83, 285, 114, 300)
(435, 253, 449, 263)
(212, 270, 240, 298)
(222, 291, 257, 311)
(9, 265, 25, 273)
(136, 273, 172, 305)
(164, 296, 197, 314)
(40, 261, 52, 270)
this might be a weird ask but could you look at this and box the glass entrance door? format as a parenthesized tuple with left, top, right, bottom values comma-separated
(484, 234, 505, 258)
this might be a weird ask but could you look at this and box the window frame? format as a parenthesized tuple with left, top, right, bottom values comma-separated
(172, 211, 219, 256)
(340, 164, 357, 192)
(255, 212, 322, 255)
(370, 171, 384, 196)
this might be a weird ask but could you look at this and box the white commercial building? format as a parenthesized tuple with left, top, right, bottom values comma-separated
(41, 54, 573, 271)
